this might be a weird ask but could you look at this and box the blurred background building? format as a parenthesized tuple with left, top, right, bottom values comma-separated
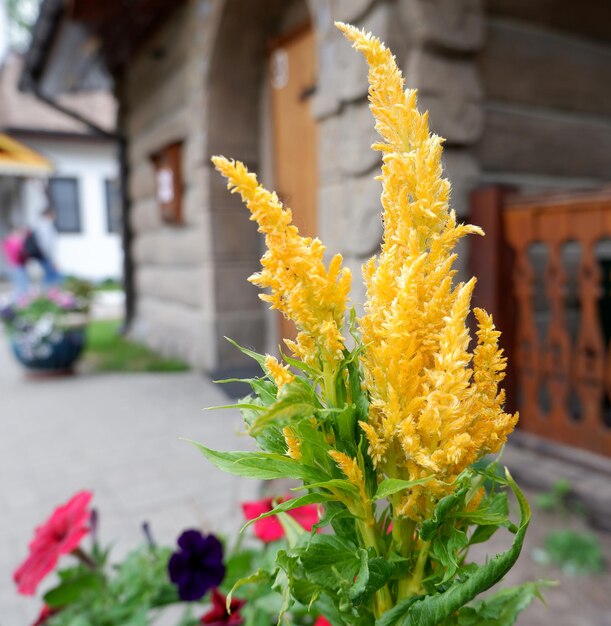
(16, 0, 611, 457)
(0, 0, 121, 281)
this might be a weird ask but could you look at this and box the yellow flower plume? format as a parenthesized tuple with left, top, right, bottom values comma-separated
(211, 157, 351, 371)
(264, 355, 295, 389)
(337, 22, 518, 519)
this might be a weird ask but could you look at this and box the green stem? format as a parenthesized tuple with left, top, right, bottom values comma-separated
(402, 540, 430, 597)
(357, 520, 393, 617)
(322, 361, 337, 408)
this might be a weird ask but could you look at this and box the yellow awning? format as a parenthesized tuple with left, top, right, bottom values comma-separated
(0, 133, 53, 177)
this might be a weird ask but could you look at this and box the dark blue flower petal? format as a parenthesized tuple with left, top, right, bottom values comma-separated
(178, 529, 206, 552)
(168, 552, 190, 585)
(169, 530, 226, 602)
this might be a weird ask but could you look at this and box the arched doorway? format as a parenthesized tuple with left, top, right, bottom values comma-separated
(206, 0, 319, 368)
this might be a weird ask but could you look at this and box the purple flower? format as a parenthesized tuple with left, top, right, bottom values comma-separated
(168, 530, 225, 601)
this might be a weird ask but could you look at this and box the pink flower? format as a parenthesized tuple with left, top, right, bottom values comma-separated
(241, 497, 320, 542)
(314, 618, 331, 626)
(14, 491, 93, 595)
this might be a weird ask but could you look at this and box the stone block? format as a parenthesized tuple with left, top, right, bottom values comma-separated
(344, 255, 369, 314)
(406, 49, 483, 145)
(209, 207, 261, 262)
(319, 181, 347, 256)
(181, 184, 207, 226)
(130, 197, 162, 233)
(214, 262, 262, 314)
(339, 100, 380, 176)
(442, 148, 480, 217)
(128, 161, 156, 203)
(128, 107, 191, 165)
(344, 174, 383, 257)
(135, 265, 211, 310)
(317, 115, 342, 184)
(399, 0, 484, 51)
(477, 106, 611, 180)
(132, 228, 209, 266)
(337, 3, 393, 103)
(132, 296, 215, 369)
(479, 20, 611, 117)
(330, 0, 377, 22)
(127, 66, 192, 139)
(312, 1, 393, 117)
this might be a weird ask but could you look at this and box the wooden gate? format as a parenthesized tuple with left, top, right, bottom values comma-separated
(471, 187, 611, 457)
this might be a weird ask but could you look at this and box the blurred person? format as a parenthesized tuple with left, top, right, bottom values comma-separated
(33, 207, 63, 288)
(2, 224, 29, 297)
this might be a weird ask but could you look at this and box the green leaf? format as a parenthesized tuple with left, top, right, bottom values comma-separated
(280, 349, 320, 379)
(189, 442, 329, 482)
(43, 572, 103, 608)
(204, 402, 267, 412)
(380, 470, 531, 626)
(452, 581, 552, 626)
(302, 478, 360, 498)
(374, 477, 435, 501)
(420, 486, 469, 541)
(226, 568, 270, 609)
(277, 512, 308, 548)
(349, 548, 370, 601)
(299, 535, 361, 591)
(250, 379, 318, 434)
(250, 402, 315, 435)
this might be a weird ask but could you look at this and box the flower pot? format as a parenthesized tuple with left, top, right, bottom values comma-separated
(10, 324, 86, 373)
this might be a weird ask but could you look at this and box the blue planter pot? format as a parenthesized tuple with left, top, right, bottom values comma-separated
(10, 326, 86, 372)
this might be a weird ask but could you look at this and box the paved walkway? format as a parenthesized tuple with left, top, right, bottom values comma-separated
(0, 334, 258, 624)
(1, 330, 610, 625)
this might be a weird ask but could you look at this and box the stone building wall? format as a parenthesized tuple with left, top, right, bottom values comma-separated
(122, 0, 489, 370)
(122, 0, 611, 371)
(477, 7, 611, 190)
(124, 2, 216, 368)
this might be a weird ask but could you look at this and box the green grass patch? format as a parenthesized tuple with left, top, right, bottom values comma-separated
(84, 320, 189, 373)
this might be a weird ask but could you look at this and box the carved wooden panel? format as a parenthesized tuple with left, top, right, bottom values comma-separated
(502, 192, 611, 457)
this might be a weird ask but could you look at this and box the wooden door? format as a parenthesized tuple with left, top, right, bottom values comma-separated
(268, 24, 318, 345)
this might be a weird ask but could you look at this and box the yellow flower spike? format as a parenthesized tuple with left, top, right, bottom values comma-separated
(337, 22, 518, 519)
(283, 426, 302, 460)
(211, 156, 351, 375)
(328, 450, 371, 514)
(264, 355, 295, 389)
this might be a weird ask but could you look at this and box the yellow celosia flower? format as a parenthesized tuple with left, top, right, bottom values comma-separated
(329, 450, 364, 488)
(283, 426, 301, 460)
(337, 22, 518, 519)
(264, 354, 295, 389)
(211, 157, 351, 372)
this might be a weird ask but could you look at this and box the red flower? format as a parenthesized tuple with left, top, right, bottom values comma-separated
(314, 618, 331, 626)
(32, 605, 58, 626)
(241, 497, 320, 542)
(201, 588, 245, 625)
(14, 491, 93, 595)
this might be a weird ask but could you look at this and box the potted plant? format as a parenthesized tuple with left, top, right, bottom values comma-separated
(1, 286, 90, 373)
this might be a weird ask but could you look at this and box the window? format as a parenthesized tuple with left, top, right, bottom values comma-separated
(49, 177, 81, 233)
(150, 141, 183, 224)
(105, 178, 122, 234)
